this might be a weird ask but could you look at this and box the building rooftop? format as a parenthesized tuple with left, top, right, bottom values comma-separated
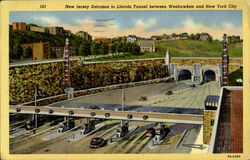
(208, 87, 243, 153)
(205, 95, 219, 103)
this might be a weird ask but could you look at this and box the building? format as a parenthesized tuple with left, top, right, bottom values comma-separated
(208, 87, 243, 153)
(172, 35, 180, 40)
(65, 30, 72, 37)
(30, 25, 45, 33)
(117, 36, 127, 41)
(151, 35, 162, 40)
(127, 35, 137, 43)
(162, 34, 172, 40)
(227, 35, 241, 44)
(94, 38, 107, 43)
(21, 42, 50, 60)
(50, 47, 76, 58)
(48, 26, 65, 35)
(75, 31, 92, 41)
(137, 39, 155, 52)
(199, 32, 210, 41)
(12, 22, 26, 31)
(180, 32, 188, 39)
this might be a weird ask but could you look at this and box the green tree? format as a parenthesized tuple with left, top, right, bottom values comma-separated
(122, 42, 128, 53)
(23, 46, 32, 59)
(131, 42, 140, 54)
(208, 35, 213, 42)
(45, 27, 50, 34)
(127, 43, 132, 53)
(12, 44, 23, 59)
(79, 40, 91, 58)
(116, 42, 122, 54)
(172, 33, 177, 38)
(189, 33, 195, 40)
(110, 43, 117, 55)
(91, 42, 99, 57)
(100, 42, 108, 55)
(194, 33, 200, 40)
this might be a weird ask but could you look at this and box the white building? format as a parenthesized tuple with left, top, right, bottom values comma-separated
(127, 35, 137, 43)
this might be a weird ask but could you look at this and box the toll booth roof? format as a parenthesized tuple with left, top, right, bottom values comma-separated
(205, 95, 220, 104)
(205, 95, 220, 110)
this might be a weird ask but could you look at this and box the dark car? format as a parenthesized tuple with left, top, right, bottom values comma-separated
(138, 96, 147, 101)
(146, 128, 156, 137)
(90, 137, 107, 148)
(165, 91, 173, 95)
(89, 105, 101, 110)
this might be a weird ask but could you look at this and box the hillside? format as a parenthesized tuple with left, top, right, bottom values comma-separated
(156, 40, 242, 58)
(87, 39, 242, 62)
(9, 28, 84, 60)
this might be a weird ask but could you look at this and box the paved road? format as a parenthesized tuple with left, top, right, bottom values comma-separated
(51, 80, 220, 110)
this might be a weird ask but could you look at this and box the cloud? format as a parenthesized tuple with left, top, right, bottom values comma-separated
(182, 18, 205, 29)
(134, 18, 157, 29)
(59, 17, 242, 40)
(75, 17, 95, 26)
(61, 17, 121, 38)
(34, 16, 60, 26)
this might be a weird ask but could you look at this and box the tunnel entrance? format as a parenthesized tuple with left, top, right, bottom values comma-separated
(203, 70, 216, 82)
(178, 70, 192, 81)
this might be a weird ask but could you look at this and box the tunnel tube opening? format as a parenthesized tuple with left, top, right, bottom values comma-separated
(203, 70, 216, 82)
(178, 70, 192, 81)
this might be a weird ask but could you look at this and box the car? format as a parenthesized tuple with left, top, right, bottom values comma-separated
(89, 105, 100, 110)
(165, 91, 173, 95)
(146, 128, 156, 137)
(90, 137, 107, 148)
(138, 96, 147, 101)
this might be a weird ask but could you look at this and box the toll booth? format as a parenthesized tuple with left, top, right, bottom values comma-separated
(154, 123, 170, 144)
(25, 115, 44, 130)
(58, 118, 75, 133)
(203, 95, 219, 144)
(116, 121, 129, 138)
(80, 121, 95, 135)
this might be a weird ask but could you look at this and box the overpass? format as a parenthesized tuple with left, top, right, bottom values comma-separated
(10, 105, 203, 124)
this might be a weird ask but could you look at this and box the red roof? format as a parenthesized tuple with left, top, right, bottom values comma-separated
(231, 90, 243, 153)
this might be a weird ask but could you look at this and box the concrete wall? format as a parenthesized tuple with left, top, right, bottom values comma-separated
(171, 57, 242, 74)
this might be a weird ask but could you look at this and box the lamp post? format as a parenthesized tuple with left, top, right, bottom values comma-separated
(34, 75, 38, 128)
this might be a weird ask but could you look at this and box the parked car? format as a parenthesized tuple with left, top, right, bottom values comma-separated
(89, 105, 100, 110)
(90, 137, 107, 148)
(146, 128, 156, 137)
(138, 96, 147, 101)
(165, 91, 173, 95)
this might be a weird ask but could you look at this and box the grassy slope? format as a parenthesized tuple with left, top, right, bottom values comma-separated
(228, 67, 243, 86)
(87, 40, 242, 62)
(156, 40, 242, 57)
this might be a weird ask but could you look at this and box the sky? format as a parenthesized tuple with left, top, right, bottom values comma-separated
(10, 11, 242, 40)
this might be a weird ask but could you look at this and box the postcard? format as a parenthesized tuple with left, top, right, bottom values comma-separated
(0, 0, 249, 160)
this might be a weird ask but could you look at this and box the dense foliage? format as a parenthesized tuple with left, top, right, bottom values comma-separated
(228, 67, 243, 86)
(9, 25, 141, 60)
(9, 59, 166, 104)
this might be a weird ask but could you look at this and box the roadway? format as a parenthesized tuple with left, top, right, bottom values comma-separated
(51, 80, 220, 109)
(10, 119, 202, 154)
(9, 80, 220, 154)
